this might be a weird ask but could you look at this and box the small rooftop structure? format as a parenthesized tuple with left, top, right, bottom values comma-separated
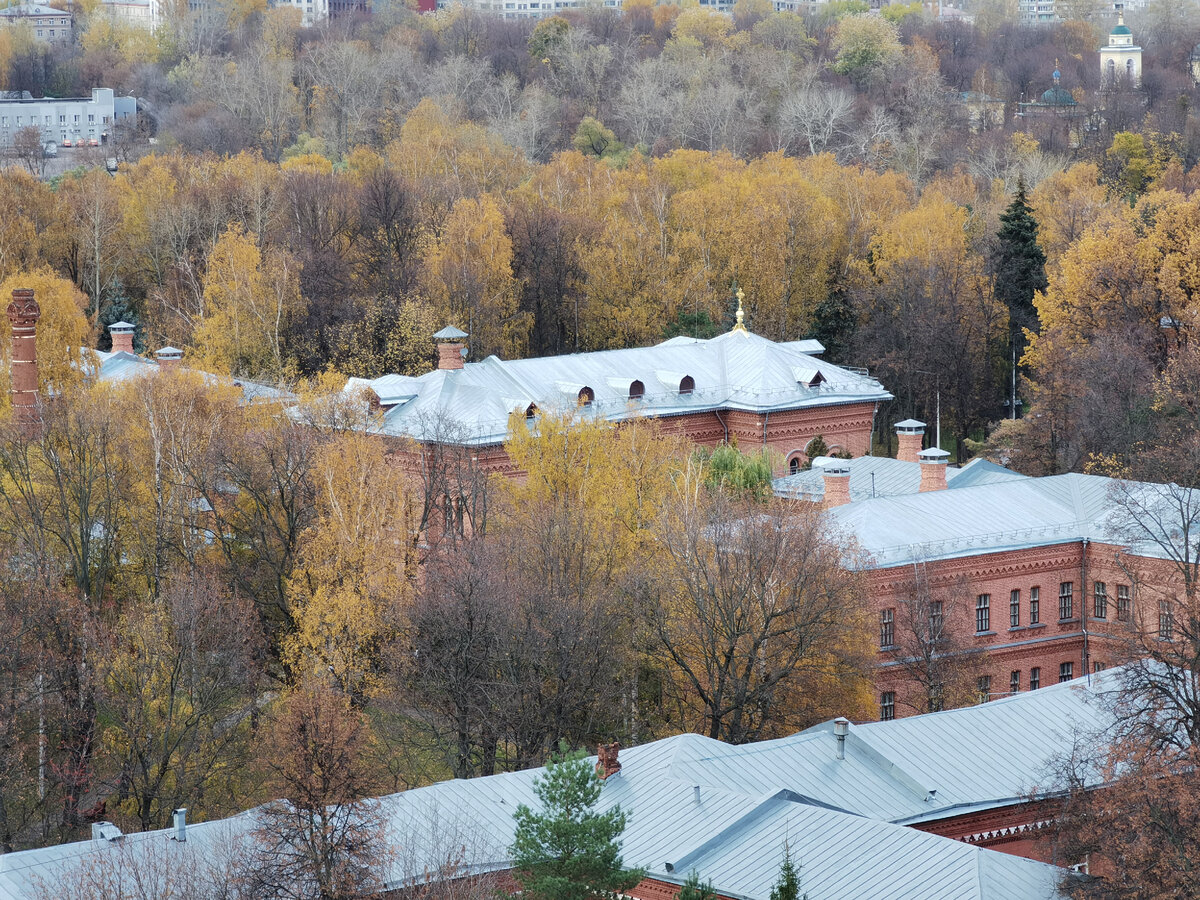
(774, 455, 1025, 503)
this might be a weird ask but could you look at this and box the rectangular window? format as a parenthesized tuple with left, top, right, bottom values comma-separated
(977, 675, 991, 702)
(58, 114, 64, 123)
(1010, 670, 1021, 693)
(1059, 662, 1074, 683)
(1010, 589, 1020, 627)
(1118, 584, 1131, 621)
(880, 691, 895, 721)
(929, 600, 944, 639)
(1093, 661, 1105, 673)
(880, 608, 894, 649)
(1030, 587, 1040, 624)
(87, 114, 94, 124)
(1159, 600, 1174, 640)
(1030, 667, 1041, 690)
(1059, 582, 1074, 620)
(976, 594, 990, 633)
(1093, 581, 1107, 619)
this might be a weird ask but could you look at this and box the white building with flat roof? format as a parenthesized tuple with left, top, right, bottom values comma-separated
(0, 88, 136, 149)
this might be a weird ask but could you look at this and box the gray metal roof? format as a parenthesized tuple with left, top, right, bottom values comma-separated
(0, 675, 1120, 900)
(87, 349, 293, 404)
(344, 330, 887, 446)
(773, 456, 1026, 503)
(826, 472, 1128, 568)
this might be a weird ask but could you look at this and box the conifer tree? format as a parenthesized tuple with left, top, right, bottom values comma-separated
(993, 178, 1048, 337)
(510, 743, 645, 900)
(769, 845, 805, 900)
(678, 869, 718, 900)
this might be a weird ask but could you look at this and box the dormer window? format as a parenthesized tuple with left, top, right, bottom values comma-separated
(629, 380, 645, 400)
(679, 375, 695, 395)
(525, 402, 538, 419)
(578, 386, 594, 407)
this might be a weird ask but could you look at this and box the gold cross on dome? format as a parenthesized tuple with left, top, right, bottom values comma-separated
(732, 288, 748, 333)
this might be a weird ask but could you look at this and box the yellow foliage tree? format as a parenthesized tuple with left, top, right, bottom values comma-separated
(193, 225, 299, 381)
(422, 193, 527, 360)
(284, 432, 412, 698)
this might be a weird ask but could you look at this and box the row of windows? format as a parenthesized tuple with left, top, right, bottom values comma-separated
(571, 376, 694, 409)
(880, 581, 1136, 648)
(0, 113, 106, 127)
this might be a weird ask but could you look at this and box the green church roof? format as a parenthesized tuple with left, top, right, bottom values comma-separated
(1040, 87, 1076, 105)
(1111, 24, 1132, 34)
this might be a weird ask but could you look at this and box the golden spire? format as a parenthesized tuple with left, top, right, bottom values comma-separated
(732, 288, 748, 334)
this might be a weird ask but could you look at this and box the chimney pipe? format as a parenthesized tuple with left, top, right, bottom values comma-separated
(833, 717, 850, 760)
(821, 462, 852, 509)
(7, 289, 40, 427)
(595, 741, 621, 780)
(918, 447, 950, 492)
(894, 419, 926, 464)
(155, 346, 183, 371)
(433, 326, 469, 372)
(693, 785, 701, 804)
(172, 808, 187, 842)
(108, 321, 135, 355)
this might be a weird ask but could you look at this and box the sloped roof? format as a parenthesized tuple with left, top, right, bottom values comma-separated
(826, 472, 1127, 568)
(773, 455, 1026, 503)
(346, 330, 887, 446)
(0, 4, 65, 15)
(87, 349, 293, 404)
(0, 675, 1124, 900)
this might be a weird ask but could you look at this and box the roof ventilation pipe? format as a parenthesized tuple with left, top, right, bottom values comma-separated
(173, 808, 187, 842)
(834, 717, 850, 760)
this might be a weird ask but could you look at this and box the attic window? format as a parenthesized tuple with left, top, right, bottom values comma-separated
(525, 402, 538, 419)
(578, 386, 594, 407)
(629, 380, 645, 400)
(679, 375, 695, 395)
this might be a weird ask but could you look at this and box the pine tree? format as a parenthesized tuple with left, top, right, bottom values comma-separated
(677, 869, 718, 900)
(993, 178, 1048, 337)
(769, 846, 805, 900)
(510, 742, 645, 900)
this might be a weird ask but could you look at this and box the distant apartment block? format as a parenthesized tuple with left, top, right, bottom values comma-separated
(270, 0, 330, 26)
(0, 88, 136, 149)
(99, 0, 162, 30)
(1018, 0, 1055, 24)
(0, 3, 73, 46)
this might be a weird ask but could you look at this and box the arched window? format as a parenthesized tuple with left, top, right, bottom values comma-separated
(578, 386, 594, 406)
(789, 456, 802, 475)
(679, 375, 695, 395)
(629, 380, 645, 400)
(1107, 59, 1116, 80)
(1127, 58, 1134, 79)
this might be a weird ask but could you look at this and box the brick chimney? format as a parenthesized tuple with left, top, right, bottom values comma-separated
(821, 461, 852, 509)
(918, 447, 950, 492)
(108, 321, 135, 354)
(433, 326, 468, 372)
(596, 741, 621, 780)
(7, 288, 40, 426)
(895, 419, 926, 464)
(155, 346, 183, 371)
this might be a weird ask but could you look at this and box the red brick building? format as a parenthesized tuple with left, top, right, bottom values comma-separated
(786, 420, 1172, 722)
(345, 317, 891, 477)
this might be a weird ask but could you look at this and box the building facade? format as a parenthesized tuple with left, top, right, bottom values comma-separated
(347, 312, 892, 478)
(1100, 7, 1142, 87)
(0, 3, 73, 45)
(0, 87, 136, 149)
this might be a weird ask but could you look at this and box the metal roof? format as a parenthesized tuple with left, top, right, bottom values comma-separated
(87, 349, 293, 404)
(826, 472, 1128, 568)
(0, 675, 1121, 899)
(345, 330, 888, 446)
(773, 456, 1026, 503)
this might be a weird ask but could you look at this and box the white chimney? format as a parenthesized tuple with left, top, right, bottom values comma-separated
(172, 807, 187, 842)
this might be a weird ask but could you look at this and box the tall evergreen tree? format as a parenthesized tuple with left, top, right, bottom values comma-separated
(993, 179, 1048, 337)
(510, 743, 645, 900)
(678, 869, 718, 900)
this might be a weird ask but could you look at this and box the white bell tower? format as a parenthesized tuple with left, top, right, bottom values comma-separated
(1100, 5, 1142, 87)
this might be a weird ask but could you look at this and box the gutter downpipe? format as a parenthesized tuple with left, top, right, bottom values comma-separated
(762, 411, 769, 450)
(1081, 537, 1090, 682)
(715, 409, 729, 444)
(870, 401, 879, 456)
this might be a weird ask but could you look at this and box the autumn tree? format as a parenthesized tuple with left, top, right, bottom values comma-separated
(242, 688, 390, 900)
(649, 473, 872, 742)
